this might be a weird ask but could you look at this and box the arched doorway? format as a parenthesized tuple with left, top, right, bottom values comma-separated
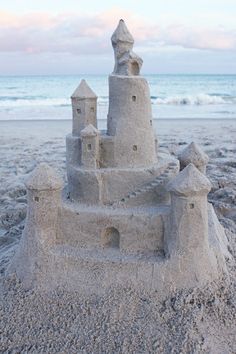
(101, 227, 120, 249)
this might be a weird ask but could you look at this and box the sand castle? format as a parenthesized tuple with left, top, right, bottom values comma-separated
(9, 20, 230, 294)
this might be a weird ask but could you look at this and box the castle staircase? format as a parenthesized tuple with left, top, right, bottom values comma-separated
(112, 162, 179, 207)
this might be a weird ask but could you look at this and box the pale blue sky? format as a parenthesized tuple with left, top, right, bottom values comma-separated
(0, 0, 236, 74)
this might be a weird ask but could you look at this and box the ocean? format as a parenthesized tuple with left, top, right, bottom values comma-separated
(0, 74, 236, 122)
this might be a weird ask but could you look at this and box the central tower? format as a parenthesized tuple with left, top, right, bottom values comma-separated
(66, 19, 168, 205)
(107, 19, 157, 167)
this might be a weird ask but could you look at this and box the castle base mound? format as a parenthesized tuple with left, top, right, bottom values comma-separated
(8, 199, 230, 296)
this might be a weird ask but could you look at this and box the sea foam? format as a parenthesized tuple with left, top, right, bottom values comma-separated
(154, 94, 232, 105)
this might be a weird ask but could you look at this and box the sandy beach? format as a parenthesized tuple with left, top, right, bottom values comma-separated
(0, 118, 235, 353)
(1, 0, 236, 350)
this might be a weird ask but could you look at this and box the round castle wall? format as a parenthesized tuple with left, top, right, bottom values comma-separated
(107, 75, 157, 168)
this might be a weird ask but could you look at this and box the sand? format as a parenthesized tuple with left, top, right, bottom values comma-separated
(0, 118, 236, 353)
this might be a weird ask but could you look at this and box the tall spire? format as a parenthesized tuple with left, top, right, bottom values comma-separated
(111, 19, 134, 46)
(111, 19, 143, 76)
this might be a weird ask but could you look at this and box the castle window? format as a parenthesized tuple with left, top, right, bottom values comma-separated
(101, 227, 120, 249)
(77, 108, 81, 114)
(132, 95, 137, 102)
(90, 107, 95, 112)
(190, 203, 194, 209)
(133, 145, 138, 151)
(150, 120, 152, 126)
(34, 196, 39, 202)
(87, 143, 92, 151)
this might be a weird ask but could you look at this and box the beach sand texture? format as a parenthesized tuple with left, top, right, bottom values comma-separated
(0, 118, 236, 353)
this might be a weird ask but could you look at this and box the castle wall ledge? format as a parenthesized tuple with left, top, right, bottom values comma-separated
(56, 201, 169, 253)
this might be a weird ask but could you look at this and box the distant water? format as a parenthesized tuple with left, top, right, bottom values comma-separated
(0, 74, 236, 121)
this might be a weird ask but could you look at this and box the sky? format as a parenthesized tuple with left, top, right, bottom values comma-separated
(0, 0, 236, 75)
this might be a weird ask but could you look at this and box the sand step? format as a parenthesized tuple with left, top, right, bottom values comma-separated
(113, 161, 179, 206)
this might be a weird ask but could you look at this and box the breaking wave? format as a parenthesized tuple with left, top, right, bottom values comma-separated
(0, 97, 70, 107)
(0, 93, 235, 108)
(98, 93, 236, 106)
(153, 93, 235, 105)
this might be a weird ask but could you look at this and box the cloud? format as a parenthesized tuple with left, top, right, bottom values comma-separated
(163, 25, 236, 50)
(0, 8, 235, 56)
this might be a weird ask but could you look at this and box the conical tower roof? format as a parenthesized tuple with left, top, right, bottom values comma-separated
(178, 142, 209, 168)
(81, 124, 99, 137)
(71, 79, 97, 99)
(111, 19, 134, 45)
(25, 163, 63, 191)
(167, 163, 211, 196)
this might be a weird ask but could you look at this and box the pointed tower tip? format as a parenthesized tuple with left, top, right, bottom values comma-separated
(81, 124, 99, 137)
(178, 141, 209, 167)
(71, 79, 97, 99)
(25, 163, 63, 191)
(111, 19, 134, 45)
(167, 163, 211, 196)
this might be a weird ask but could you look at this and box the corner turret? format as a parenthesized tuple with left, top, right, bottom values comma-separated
(25, 163, 63, 245)
(165, 164, 216, 282)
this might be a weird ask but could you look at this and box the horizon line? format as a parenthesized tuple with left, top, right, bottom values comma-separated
(0, 73, 236, 77)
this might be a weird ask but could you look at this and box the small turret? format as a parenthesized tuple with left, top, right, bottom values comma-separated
(26, 163, 63, 246)
(166, 163, 211, 260)
(178, 142, 209, 174)
(71, 79, 97, 136)
(81, 124, 100, 169)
